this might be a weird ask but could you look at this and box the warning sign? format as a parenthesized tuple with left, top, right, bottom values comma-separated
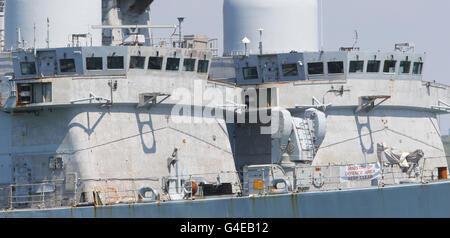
(340, 163, 381, 182)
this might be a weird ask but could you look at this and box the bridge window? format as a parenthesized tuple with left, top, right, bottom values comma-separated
(307, 62, 324, 75)
(107, 56, 124, 69)
(383, 60, 397, 73)
(282, 64, 298, 76)
(349, 61, 364, 73)
(129, 56, 146, 69)
(327, 61, 344, 74)
(166, 58, 180, 71)
(198, 60, 209, 73)
(243, 67, 258, 80)
(413, 62, 423, 75)
(148, 57, 163, 70)
(60, 59, 76, 73)
(86, 57, 103, 70)
(399, 61, 411, 74)
(367, 60, 380, 73)
(20, 62, 37, 75)
(183, 59, 196, 71)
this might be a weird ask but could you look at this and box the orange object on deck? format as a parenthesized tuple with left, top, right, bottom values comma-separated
(438, 167, 448, 180)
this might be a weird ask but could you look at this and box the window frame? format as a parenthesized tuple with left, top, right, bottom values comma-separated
(183, 58, 196, 72)
(349, 60, 365, 73)
(86, 57, 103, 71)
(166, 57, 181, 71)
(383, 60, 397, 74)
(20, 62, 37, 75)
(107, 56, 125, 70)
(197, 60, 209, 73)
(281, 63, 299, 77)
(327, 61, 344, 74)
(59, 58, 76, 73)
(242, 67, 259, 80)
(399, 61, 411, 74)
(129, 56, 146, 69)
(412, 62, 424, 75)
(307, 62, 324, 75)
(148, 56, 163, 70)
(366, 60, 381, 73)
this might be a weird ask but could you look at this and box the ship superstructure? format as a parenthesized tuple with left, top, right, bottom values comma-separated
(0, 0, 449, 217)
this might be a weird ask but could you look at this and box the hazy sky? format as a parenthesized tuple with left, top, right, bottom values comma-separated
(151, 0, 450, 135)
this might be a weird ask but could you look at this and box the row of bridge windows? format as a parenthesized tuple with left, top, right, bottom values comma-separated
(87, 56, 209, 73)
(20, 56, 209, 76)
(242, 60, 424, 80)
(308, 60, 423, 75)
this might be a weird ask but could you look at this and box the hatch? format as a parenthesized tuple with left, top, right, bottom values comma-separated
(37, 51, 57, 77)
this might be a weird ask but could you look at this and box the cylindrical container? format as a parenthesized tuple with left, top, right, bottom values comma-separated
(4, 0, 102, 50)
(223, 0, 319, 56)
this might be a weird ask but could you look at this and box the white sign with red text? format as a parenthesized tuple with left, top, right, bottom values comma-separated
(340, 163, 381, 183)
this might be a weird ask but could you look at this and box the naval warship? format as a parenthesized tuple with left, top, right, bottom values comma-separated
(0, 0, 449, 218)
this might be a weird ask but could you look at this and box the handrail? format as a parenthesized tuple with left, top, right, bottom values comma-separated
(0, 156, 447, 211)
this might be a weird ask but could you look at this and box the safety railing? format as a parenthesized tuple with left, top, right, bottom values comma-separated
(89, 189, 138, 206)
(149, 38, 177, 48)
(0, 157, 447, 211)
(149, 37, 218, 53)
(4, 181, 76, 210)
(160, 170, 243, 200)
(291, 170, 439, 193)
(227, 49, 296, 56)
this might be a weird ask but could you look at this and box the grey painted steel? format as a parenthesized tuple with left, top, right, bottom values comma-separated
(2, 181, 450, 218)
(1, 0, 450, 219)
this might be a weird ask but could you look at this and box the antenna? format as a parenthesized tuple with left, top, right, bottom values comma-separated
(339, 30, 361, 52)
(33, 23, 36, 49)
(149, 7, 154, 46)
(242, 37, 250, 56)
(319, 0, 324, 51)
(177, 17, 185, 48)
(395, 43, 415, 52)
(257, 28, 264, 55)
(16, 28, 21, 48)
(352, 30, 359, 48)
(33, 23, 37, 56)
(46, 17, 50, 48)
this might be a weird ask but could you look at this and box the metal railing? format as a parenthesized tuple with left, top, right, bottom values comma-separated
(227, 49, 297, 56)
(0, 157, 447, 211)
(6, 181, 76, 210)
(148, 37, 218, 54)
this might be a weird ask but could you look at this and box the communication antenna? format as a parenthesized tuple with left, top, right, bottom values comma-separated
(16, 28, 21, 48)
(33, 23, 37, 56)
(46, 17, 50, 48)
(257, 28, 264, 55)
(319, 0, 324, 51)
(33, 23, 36, 49)
(177, 17, 185, 48)
(352, 30, 359, 49)
(242, 37, 250, 56)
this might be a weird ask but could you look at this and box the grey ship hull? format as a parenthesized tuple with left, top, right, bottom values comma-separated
(2, 181, 450, 218)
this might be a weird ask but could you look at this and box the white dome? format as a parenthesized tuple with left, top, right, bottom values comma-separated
(223, 0, 319, 55)
(5, 0, 102, 50)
